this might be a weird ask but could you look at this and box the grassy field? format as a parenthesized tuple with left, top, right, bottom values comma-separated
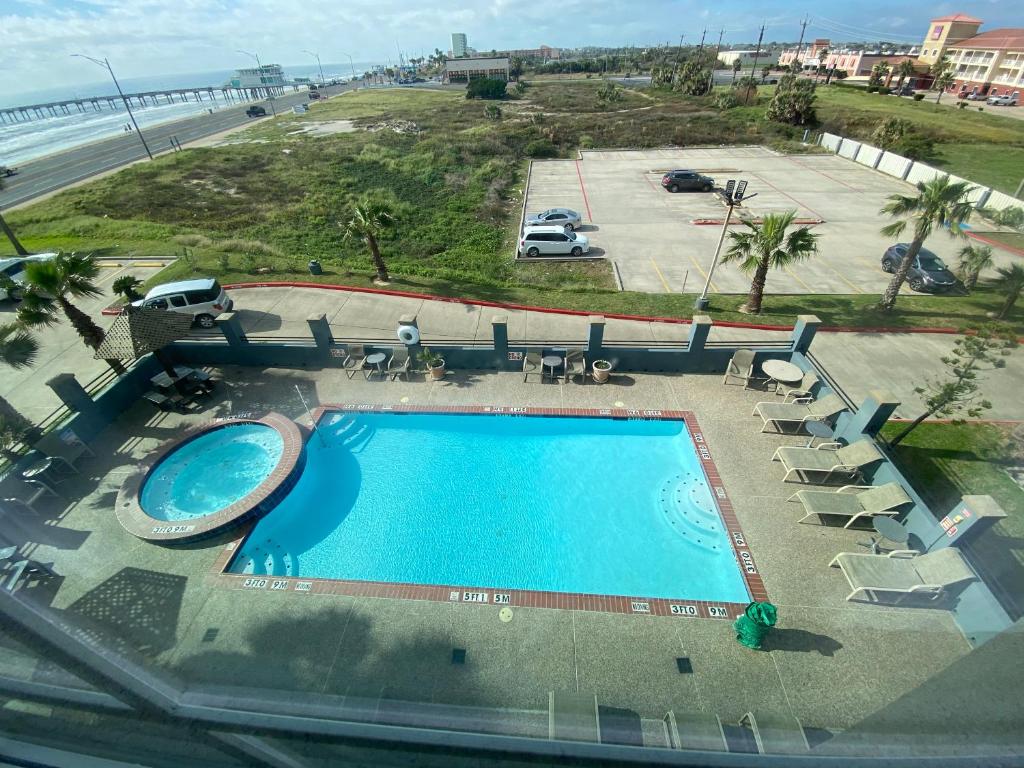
(3, 80, 1022, 333)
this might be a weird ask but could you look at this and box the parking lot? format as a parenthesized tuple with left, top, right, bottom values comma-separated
(523, 147, 1017, 294)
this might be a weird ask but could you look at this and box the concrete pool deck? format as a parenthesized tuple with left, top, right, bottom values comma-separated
(2, 365, 978, 754)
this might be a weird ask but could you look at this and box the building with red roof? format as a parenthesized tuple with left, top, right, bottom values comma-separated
(943, 26, 1024, 99)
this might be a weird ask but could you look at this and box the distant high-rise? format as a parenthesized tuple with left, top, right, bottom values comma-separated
(451, 33, 468, 58)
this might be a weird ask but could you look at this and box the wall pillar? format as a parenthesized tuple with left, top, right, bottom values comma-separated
(216, 312, 247, 346)
(790, 314, 822, 354)
(687, 315, 712, 355)
(45, 374, 94, 416)
(834, 391, 900, 443)
(306, 314, 332, 351)
(587, 316, 605, 357)
(491, 315, 509, 367)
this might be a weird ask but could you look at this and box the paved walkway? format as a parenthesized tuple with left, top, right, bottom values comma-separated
(4, 284, 1022, 423)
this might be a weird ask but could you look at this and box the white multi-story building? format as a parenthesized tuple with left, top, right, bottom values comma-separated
(227, 64, 285, 91)
(451, 33, 469, 58)
(945, 28, 1024, 99)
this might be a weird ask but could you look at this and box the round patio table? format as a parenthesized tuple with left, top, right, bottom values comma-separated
(761, 359, 803, 393)
(861, 515, 911, 554)
(541, 355, 562, 382)
(803, 420, 834, 448)
(365, 352, 386, 379)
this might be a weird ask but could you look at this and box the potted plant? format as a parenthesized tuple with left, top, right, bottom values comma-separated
(420, 347, 446, 381)
(592, 359, 612, 384)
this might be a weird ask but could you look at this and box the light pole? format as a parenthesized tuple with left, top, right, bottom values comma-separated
(694, 180, 755, 310)
(339, 52, 357, 81)
(71, 54, 152, 160)
(237, 49, 275, 115)
(303, 49, 325, 85)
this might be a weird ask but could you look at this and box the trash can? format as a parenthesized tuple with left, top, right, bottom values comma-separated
(308, 259, 322, 275)
(733, 601, 777, 650)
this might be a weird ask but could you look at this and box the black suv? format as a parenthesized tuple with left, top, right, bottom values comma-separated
(245, 106, 266, 117)
(881, 244, 957, 292)
(661, 170, 714, 193)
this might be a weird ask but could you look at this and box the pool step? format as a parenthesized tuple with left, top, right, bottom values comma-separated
(235, 542, 294, 577)
(658, 475, 723, 553)
(322, 415, 372, 453)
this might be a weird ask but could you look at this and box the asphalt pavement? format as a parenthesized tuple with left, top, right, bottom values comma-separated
(0, 82, 355, 210)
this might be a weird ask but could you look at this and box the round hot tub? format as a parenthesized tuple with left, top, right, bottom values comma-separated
(116, 413, 304, 542)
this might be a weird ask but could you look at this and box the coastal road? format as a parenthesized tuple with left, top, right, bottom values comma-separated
(0, 82, 355, 210)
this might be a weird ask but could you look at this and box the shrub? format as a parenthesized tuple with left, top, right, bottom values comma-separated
(871, 116, 911, 149)
(714, 90, 740, 109)
(466, 78, 507, 100)
(525, 139, 557, 158)
(913, 93, 925, 101)
(173, 233, 212, 247)
(216, 253, 230, 271)
(241, 253, 259, 273)
(877, 87, 892, 95)
(766, 74, 817, 125)
(219, 238, 285, 258)
(484, 104, 502, 120)
(866, 85, 879, 93)
(892, 133, 937, 162)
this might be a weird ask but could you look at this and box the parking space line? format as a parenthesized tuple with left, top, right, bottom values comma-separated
(574, 159, 593, 222)
(786, 155, 860, 191)
(749, 171, 828, 222)
(782, 265, 813, 292)
(650, 258, 673, 292)
(688, 254, 717, 293)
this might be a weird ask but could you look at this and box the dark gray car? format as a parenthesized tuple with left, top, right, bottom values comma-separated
(661, 170, 714, 193)
(881, 244, 957, 293)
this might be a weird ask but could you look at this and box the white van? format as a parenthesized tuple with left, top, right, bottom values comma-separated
(133, 278, 233, 328)
(519, 226, 590, 257)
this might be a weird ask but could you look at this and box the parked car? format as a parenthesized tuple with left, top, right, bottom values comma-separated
(132, 278, 233, 328)
(661, 170, 714, 193)
(524, 208, 583, 231)
(0, 165, 16, 177)
(895, 85, 915, 97)
(965, 91, 986, 101)
(245, 106, 266, 117)
(519, 226, 590, 257)
(986, 93, 1019, 106)
(0, 253, 59, 301)
(880, 245, 957, 293)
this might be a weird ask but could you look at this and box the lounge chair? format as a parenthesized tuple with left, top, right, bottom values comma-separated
(387, 347, 411, 381)
(779, 370, 819, 402)
(772, 439, 884, 484)
(829, 547, 977, 604)
(663, 711, 727, 752)
(723, 349, 757, 388)
(523, 350, 543, 382)
(753, 392, 849, 433)
(788, 482, 913, 528)
(564, 349, 587, 383)
(33, 429, 94, 473)
(2, 478, 59, 515)
(739, 711, 809, 755)
(342, 344, 367, 379)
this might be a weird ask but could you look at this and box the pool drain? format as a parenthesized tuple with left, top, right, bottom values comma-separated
(499, 607, 513, 623)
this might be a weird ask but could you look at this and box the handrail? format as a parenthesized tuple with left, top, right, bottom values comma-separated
(705, 339, 793, 349)
(806, 350, 857, 409)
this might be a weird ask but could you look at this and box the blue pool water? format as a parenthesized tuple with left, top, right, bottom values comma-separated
(229, 412, 750, 603)
(141, 423, 284, 521)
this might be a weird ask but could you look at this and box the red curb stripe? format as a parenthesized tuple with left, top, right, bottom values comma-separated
(691, 218, 824, 226)
(967, 231, 1024, 257)
(575, 158, 593, 223)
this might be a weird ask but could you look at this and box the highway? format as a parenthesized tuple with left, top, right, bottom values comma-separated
(0, 82, 354, 210)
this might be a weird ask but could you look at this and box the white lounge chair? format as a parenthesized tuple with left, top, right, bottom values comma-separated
(788, 482, 913, 528)
(33, 429, 94, 473)
(779, 370, 820, 401)
(772, 439, 884, 484)
(342, 344, 367, 379)
(663, 711, 727, 752)
(829, 547, 977, 604)
(753, 392, 849, 433)
(723, 349, 757, 388)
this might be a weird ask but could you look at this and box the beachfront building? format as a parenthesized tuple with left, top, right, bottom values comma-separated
(226, 64, 286, 97)
(778, 38, 832, 69)
(823, 51, 920, 79)
(717, 50, 779, 67)
(917, 14, 983, 67)
(944, 27, 1024, 99)
(498, 45, 561, 61)
(443, 56, 510, 83)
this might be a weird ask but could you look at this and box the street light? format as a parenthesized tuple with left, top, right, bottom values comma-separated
(303, 49, 325, 85)
(338, 52, 358, 81)
(694, 180, 756, 310)
(236, 49, 275, 115)
(71, 54, 152, 160)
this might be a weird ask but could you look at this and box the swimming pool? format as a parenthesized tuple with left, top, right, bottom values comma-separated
(229, 408, 751, 605)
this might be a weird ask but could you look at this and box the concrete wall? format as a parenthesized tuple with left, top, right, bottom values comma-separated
(837, 139, 861, 160)
(877, 150, 912, 179)
(904, 161, 941, 186)
(854, 143, 882, 168)
(985, 189, 1024, 213)
(820, 132, 842, 152)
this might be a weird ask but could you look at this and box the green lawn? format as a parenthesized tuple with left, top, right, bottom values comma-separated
(974, 231, 1024, 253)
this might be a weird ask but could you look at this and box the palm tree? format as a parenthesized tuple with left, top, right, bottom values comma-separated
(112, 274, 144, 301)
(16, 252, 123, 372)
(934, 70, 955, 104)
(988, 263, 1024, 319)
(878, 176, 974, 311)
(0, 175, 28, 256)
(732, 59, 741, 83)
(0, 322, 40, 438)
(341, 201, 396, 283)
(720, 211, 820, 314)
(895, 59, 916, 91)
(956, 244, 994, 291)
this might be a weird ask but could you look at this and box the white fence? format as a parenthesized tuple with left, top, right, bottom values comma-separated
(818, 132, 1022, 212)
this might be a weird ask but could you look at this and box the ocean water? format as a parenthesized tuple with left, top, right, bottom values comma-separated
(229, 412, 750, 604)
(140, 423, 284, 522)
(0, 62, 374, 165)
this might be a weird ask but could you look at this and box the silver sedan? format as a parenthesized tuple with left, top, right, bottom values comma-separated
(524, 208, 583, 231)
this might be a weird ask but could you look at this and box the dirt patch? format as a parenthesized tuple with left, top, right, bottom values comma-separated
(287, 120, 357, 136)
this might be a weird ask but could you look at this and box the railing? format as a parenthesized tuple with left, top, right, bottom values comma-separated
(705, 339, 793, 349)
(805, 350, 856, 409)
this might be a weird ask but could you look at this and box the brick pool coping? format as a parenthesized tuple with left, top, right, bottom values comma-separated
(210, 404, 767, 620)
(115, 412, 304, 543)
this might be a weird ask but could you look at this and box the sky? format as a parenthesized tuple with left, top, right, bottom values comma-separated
(2, 0, 1023, 99)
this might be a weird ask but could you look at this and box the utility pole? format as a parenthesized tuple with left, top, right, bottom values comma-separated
(71, 54, 153, 160)
(697, 28, 707, 54)
(707, 28, 725, 91)
(673, 33, 685, 77)
(750, 24, 765, 78)
(794, 15, 810, 65)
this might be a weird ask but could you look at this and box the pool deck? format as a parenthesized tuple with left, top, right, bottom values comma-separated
(4, 366, 974, 753)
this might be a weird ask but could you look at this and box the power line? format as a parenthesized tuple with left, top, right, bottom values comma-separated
(811, 16, 922, 42)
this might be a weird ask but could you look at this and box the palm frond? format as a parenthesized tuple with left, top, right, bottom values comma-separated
(15, 291, 59, 328)
(0, 323, 39, 369)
